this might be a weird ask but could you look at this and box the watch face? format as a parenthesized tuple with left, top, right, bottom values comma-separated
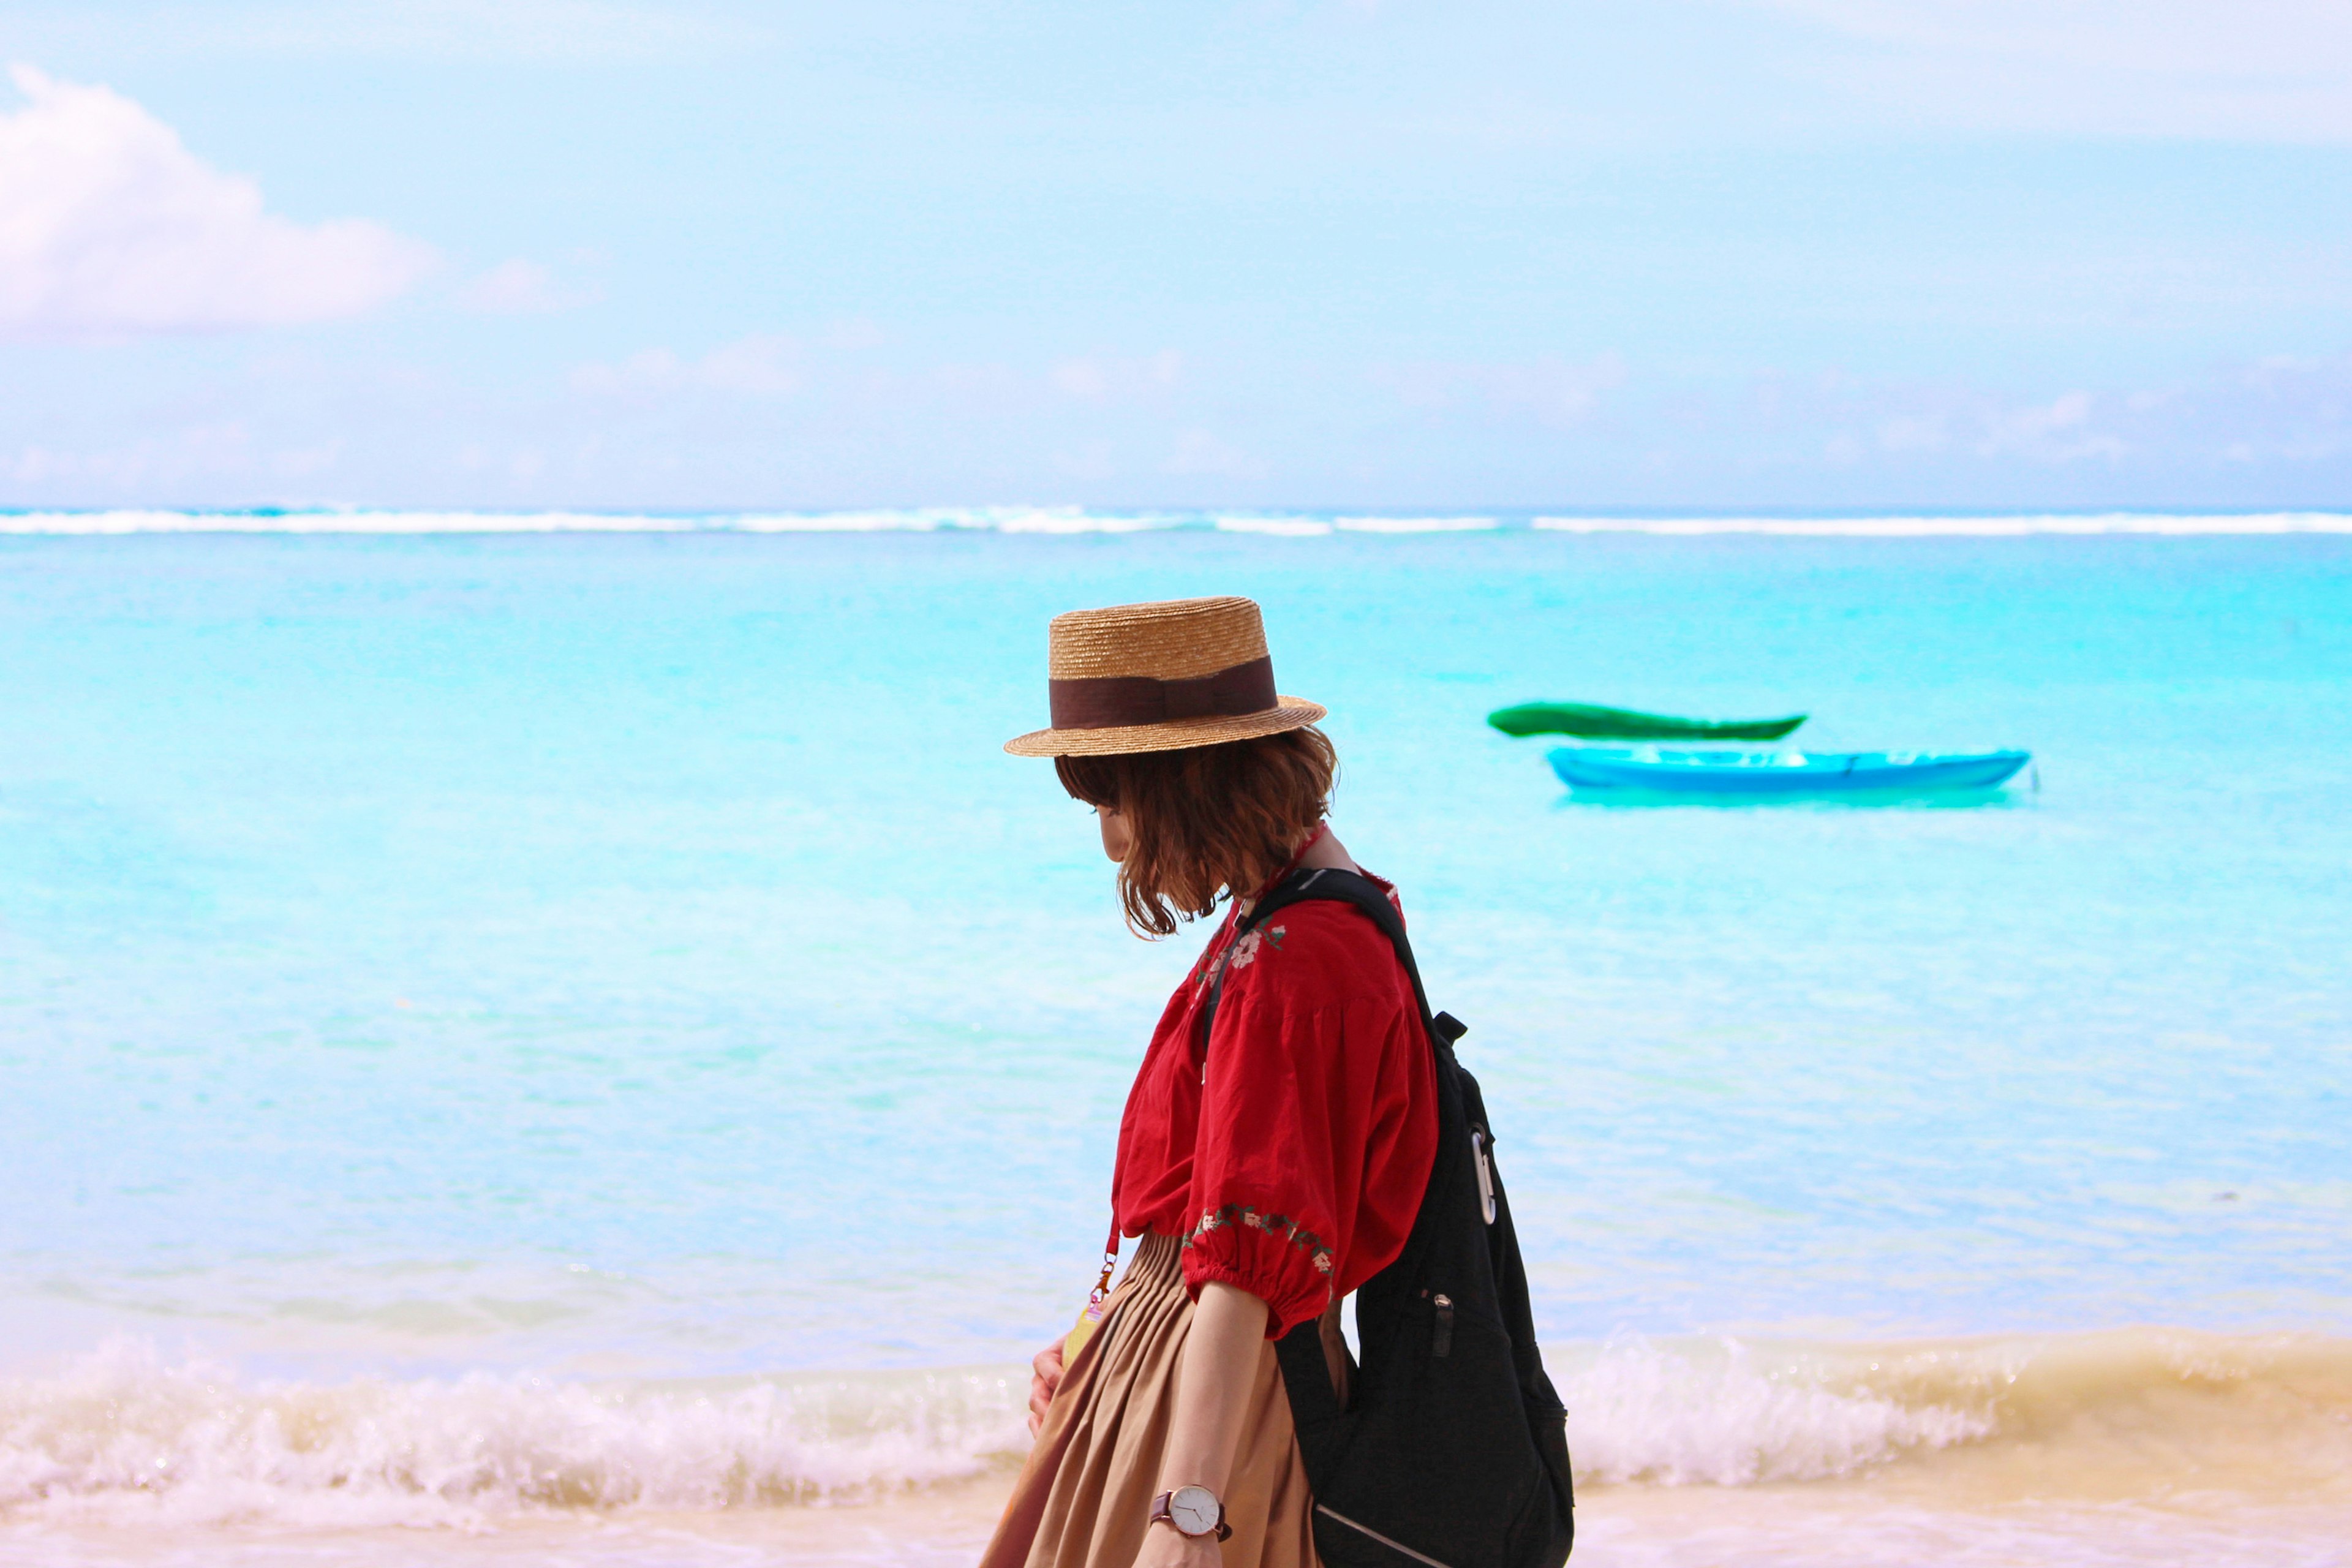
(1169, 1485, 1220, 1535)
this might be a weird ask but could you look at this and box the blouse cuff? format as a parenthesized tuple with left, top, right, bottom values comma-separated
(1180, 1204, 1336, 1338)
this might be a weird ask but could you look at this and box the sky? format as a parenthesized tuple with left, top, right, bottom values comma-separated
(1, 1, 2349, 511)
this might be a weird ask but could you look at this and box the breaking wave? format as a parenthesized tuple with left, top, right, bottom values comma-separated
(7, 1330, 2348, 1529)
(3, 508, 2348, 536)
(1559, 1338, 1991, 1485)
(1531, 511, 2352, 535)
(0, 1341, 1026, 1528)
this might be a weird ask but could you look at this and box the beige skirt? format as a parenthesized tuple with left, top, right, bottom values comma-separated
(981, 1233, 1319, 1568)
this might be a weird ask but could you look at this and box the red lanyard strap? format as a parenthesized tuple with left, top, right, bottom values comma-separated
(1090, 1223, 1120, 1308)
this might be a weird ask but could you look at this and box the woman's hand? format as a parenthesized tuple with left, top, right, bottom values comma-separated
(1027, 1339, 1066, 1435)
(1133, 1523, 1224, 1568)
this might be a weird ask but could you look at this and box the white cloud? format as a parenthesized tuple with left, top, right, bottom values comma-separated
(7, 2, 770, 66)
(573, 337, 1191, 413)
(1050, 442, 1118, 480)
(572, 347, 687, 396)
(1758, 1, 2352, 141)
(1792, 361, 2352, 473)
(1820, 383, 2132, 465)
(456, 257, 596, 314)
(572, 333, 805, 397)
(1380, 352, 1627, 428)
(4, 421, 254, 485)
(1050, 358, 1108, 398)
(0, 65, 434, 336)
(820, 317, 886, 351)
(1568, 351, 2352, 488)
(1049, 350, 1183, 401)
(698, 334, 803, 394)
(1874, 412, 1946, 453)
(1978, 390, 2124, 463)
(1768, 0, 2352, 78)
(1164, 428, 1268, 480)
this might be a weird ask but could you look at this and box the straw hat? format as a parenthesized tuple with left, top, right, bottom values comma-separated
(1004, 595, 1327, 756)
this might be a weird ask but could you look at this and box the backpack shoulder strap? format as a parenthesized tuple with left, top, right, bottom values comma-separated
(1200, 867, 1465, 1050)
(1213, 869, 1477, 1438)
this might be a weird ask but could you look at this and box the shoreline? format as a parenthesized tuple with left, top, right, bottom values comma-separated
(6, 1325, 2346, 1539)
(11, 1477, 2350, 1568)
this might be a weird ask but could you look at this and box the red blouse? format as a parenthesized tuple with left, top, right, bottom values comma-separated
(1110, 868, 1438, 1339)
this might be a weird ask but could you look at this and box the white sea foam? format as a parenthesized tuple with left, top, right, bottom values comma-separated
(6, 1336, 1967, 1528)
(9, 1331, 2352, 1529)
(1331, 515, 1499, 532)
(1532, 511, 2352, 535)
(0, 1340, 1027, 1529)
(0, 510, 704, 535)
(1558, 1338, 1990, 1485)
(731, 510, 960, 532)
(1214, 516, 1333, 535)
(991, 509, 1177, 534)
(3, 508, 2348, 536)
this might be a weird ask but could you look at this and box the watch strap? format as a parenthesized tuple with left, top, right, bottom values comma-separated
(1149, 1488, 1233, 1542)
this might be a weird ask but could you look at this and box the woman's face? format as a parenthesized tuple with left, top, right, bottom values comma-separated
(1096, 805, 1133, 863)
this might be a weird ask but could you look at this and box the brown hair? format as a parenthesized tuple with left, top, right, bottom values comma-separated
(1055, 726, 1338, 937)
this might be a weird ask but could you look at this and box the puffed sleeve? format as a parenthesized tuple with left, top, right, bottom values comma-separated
(1178, 935, 1431, 1338)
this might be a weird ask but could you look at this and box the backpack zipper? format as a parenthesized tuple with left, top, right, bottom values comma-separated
(1431, 1293, 1453, 1357)
(1314, 1504, 1457, 1568)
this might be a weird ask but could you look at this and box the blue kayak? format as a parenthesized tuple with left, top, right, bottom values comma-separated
(1549, 744, 2031, 796)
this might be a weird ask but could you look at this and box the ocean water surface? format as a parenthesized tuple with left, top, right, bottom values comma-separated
(2, 513, 2347, 1562)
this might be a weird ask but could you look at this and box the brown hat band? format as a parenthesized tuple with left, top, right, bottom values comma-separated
(1048, 655, 1277, 731)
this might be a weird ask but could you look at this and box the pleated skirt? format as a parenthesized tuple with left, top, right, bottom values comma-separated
(981, 1232, 1319, 1568)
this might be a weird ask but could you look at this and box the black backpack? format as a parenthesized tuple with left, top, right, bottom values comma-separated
(1200, 867, 1574, 1568)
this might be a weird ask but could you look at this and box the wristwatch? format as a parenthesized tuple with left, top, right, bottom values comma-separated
(1150, 1485, 1232, 1542)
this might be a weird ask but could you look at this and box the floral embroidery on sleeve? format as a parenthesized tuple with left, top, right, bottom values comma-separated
(1183, 1202, 1334, 1275)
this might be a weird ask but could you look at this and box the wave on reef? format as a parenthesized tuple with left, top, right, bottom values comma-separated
(6, 1330, 2351, 1529)
(2, 508, 2350, 537)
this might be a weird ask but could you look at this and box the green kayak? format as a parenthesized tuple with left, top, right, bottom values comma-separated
(1488, 701, 1807, 741)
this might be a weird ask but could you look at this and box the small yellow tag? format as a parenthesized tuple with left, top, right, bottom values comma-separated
(1063, 1292, 1111, 1365)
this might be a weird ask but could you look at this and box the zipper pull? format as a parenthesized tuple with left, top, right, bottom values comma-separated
(1431, 1293, 1453, 1358)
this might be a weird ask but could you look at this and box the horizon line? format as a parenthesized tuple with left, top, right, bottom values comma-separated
(3, 506, 2351, 538)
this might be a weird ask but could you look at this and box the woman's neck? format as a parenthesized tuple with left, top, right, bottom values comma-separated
(1295, 824, 1361, 876)
(1237, 825, 1362, 912)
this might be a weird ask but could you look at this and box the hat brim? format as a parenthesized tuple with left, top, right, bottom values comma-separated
(1004, 698, 1327, 758)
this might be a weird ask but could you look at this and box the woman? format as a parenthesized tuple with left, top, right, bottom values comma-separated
(983, 595, 1436, 1568)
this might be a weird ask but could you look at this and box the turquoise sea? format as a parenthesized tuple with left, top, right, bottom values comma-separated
(2, 513, 2348, 1565)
